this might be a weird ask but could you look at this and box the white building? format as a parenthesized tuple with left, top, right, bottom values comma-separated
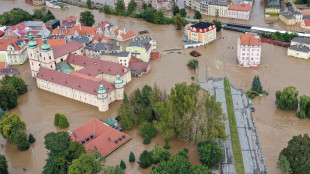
(237, 33, 262, 67)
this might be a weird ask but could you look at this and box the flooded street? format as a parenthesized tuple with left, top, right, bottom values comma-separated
(1, 0, 310, 173)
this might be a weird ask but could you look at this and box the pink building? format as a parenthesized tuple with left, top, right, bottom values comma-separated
(237, 33, 262, 67)
(227, 4, 251, 20)
(152, 0, 172, 11)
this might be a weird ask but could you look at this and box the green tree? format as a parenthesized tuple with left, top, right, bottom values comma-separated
(127, 0, 137, 14)
(150, 145, 170, 164)
(297, 95, 310, 119)
(277, 155, 292, 174)
(116, 0, 125, 13)
(279, 134, 310, 173)
(154, 11, 165, 24)
(0, 8, 33, 25)
(212, 19, 222, 32)
(58, 114, 69, 129)
(67, 141, 86, 162)
(251, 75, 263, 93)
(33, 7, 55, 22)
(102, 4, 112, 14)
(180, 8, 187, 17)
(17, 137, 30, 151)
(174, 13, 184, 30)
(1, 75, 28, 95)
(192, 164, 212, 174)
(129, 151, 135, 162)
(148, 3, 152, 8)
(54, 113, 61, 126)
(80, 11, 95, 26)
(120, 159, 126, 169)
(104, 165, 125, 174)
(140, 122, 156, 139)
(142, 3, 148, 9)
(275, 86, 299, 111)
(194, 11, 202, 19)
(29, 133, 36, 143)
(86, 0, 92, 9)
(198, 140, 222, 167)
(0, 84, 18, 110)
(154, 102, 174, 141)
(118, 102, 134, 130)
(0, 113, 26, 144)
(138, 150, 153, 169)
(0, 155, 8, 174)
(173, 5, 180, 16)
(68, 153, 102, 174)
(151, 154, 192, 173)
(187, 59, 198, 69)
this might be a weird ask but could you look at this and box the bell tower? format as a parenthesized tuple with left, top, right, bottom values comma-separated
(27, 33, 40, 77)
(97, 84, 109, 112)
(114, 75, 124, 100)
(40, 36, 56, 70)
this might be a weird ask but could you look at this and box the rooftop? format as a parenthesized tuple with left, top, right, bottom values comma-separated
(70, 118, 132, 157)
(34, 38, 66, 49)
(53, 40, 84, 58)
(280, 11, 296, 19)
(289, 44, 310, 53)
(291, 37, 310, 44)
(56, 61, 74, 74)
(240, 33, 261, 45)
(101, 51, 130, 57)
(228, 4, 251, 11)
(191, 22, 215, 29)
(46, 19, 60, 25)
(0, 38, 26, 51)
(85, 42, 119, 52)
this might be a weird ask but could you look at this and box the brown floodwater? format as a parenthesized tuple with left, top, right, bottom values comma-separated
(1, 0, 310, 173)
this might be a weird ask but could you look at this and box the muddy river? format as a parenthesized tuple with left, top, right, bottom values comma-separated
(1, 0, 310, 173)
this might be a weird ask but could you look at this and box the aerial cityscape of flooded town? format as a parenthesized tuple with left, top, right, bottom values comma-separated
(1, 0, 310, 173)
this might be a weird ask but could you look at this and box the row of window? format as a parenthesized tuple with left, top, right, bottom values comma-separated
(242, 53, 260, 56)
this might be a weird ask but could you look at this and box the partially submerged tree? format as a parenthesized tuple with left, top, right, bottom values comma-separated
(275, 86, 298, 110)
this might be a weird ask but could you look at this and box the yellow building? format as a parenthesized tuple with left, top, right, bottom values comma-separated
(125, 36, 156, 62)
(288, 37, 310, 59)
(279, 12, 296, 25)
(265, 0, 280, 14)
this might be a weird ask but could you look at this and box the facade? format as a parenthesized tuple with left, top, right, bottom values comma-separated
(208, 2, 229, 17)
(301, 19, 310, 29)
(152, 0, 173, 11)
(100, 51, 131, 67)
(237, 33, 262, 67)
(187, 22, 217, 44)
(27, 34, 131, 111)
(279, 12, 296, 25)
(265, 0, 281, 14)
(25, 0, 45, 5)
(288, 37, 310, 59)
(69, 118, 132, 157)
(125, 36, 157, 62)
(85, 42, 121, 58)
(227, 4, 251, 20)
(0, 38, 28, 65)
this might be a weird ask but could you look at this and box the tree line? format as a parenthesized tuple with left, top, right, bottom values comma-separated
(260, 32, 298, 43)
(0, 7, 55, 26)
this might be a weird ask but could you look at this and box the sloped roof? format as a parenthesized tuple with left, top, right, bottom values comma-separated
(70, 118, 132, 157)
(228, 4, 251, 11)
(53, 41, 84, 58)
(0, 62, 6, 72)
(37, 67, 115, 95)
(291, 37, 310, 44)
(120, 31, 136, 40)
(0, 31, 5, 37)
(0, 38, 26, 51)
(305, 19, 310, 26)
(34, 38, 66, 49)
(129, 62, 150, 73)
(104, 117, 117, 126)
(240, 33, 261, 45)
(77, 26, 97, 36)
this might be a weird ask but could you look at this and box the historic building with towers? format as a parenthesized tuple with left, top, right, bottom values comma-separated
(27, 33, 131, 111)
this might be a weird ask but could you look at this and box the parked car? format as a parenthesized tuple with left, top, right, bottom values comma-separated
(251, 107, 255, 112)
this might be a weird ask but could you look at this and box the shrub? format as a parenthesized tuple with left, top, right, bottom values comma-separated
(129, 151, 135, 162)
(54, 113, 61, 126)
(120, 159, 126, 169)
(59, 114, 69, 129)
(0, 155, 8, 174)
(164, 140, 170, 149)
(138, 150, 153, 168)
(198, 140, 223, 168)
(143, 137, 151, 145)
(187, 59, 198, 69)
(140, 122, 156, 139)
(18, 138, 30, 151)
(150, 145, 170, 164)
(275, 86, 298, 111)
(178, 148, 189, 159)
(28, 133, 36, 143)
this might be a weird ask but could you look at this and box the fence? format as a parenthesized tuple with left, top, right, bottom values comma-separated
(261, 37, 290, 47)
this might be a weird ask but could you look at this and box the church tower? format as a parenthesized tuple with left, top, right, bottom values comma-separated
(40, 36, 56, 70)
(114, 75, 124, 100)
(97, 84, 109, 112)
(27, 33, 40, 77)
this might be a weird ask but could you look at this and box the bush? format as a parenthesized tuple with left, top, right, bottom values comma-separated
(129, 151, 135, 162)
(1, 75, 28, 95)
(58, 114, 69, 129)
(140, 122, 156, 139)
(187, 59, 198, 69)
(54, 113, 61, 126)
(18, 138, 30, 151)
(138, 150, 153, 168)
(29, 133, 36, 144)
(198, 140, 222, 168)
(275, 86, 298, 111)
(120, 159, 126, 169)
(178, 148, 189, 159)
(143, 137, 151, 145)
(246, 89, 258, 99)
(0, 155, 8, 174)
(150, 145, 170, 164)
(164, 140, 170, 149)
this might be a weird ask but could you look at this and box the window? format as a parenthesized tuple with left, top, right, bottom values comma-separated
(49, 56, 51, 60)
(51, 65, 53, 68)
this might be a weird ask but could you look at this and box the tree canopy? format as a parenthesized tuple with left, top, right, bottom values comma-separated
(173, 5, 180, 16)
(138, 150, 153, 168)
(33, 7, 55, 22)
(251, 75, 263, 94)
(0, 155, 8, 174)
(1, 75, 28, 95)
(68, 153, 102, 174)
(0, 113, 26, 144)
(80, 11, 95, 26)
(0, 84, 18, 110)
(116, 0, 125, 13)
(151, 153, 192, 174)
(297, 95, 310, 119)
(0, 8, 33, 26)
(174, 13, 185, 30)
(212, 19, 222, 32)
(275, 86, 299, 110)
(194, 11, 202, 19)
(127, 0, 137, 14)
(198, 140, 223, 167)
(260, 32, 298, 42)
(180, 8, 187, 17)
(187, 59, 198, 69)
(150, 145, 170, 164)
(278, 134, 310, 173)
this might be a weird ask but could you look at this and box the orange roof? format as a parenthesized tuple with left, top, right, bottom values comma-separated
(0, 38, 25, 51)
(228, 4, 251, 11)
(0, 62, 6, 72)
(0, 31, 4, 37)
(101, 35, 111, 43)
(91, 34, 111, 43)
(70, 118, 132, 157)
(302, 10, 310, 16)
(97, 21, 111, 29)
(71, 72, 103, 82)
(52, 27, 77, 35)
(35, 38, 66, 49)
(77, 26, 97, 36)
(305, 19, 310, 26)
(114, 28, 123, 36)
(120, 31, 136, 40)
(240, 33, 261, 45)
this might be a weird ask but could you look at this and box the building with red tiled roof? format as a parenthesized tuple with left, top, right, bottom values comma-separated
(34, 38, 66, 49)
(129, 62, 151, 76)
(0, 38, 28, 65)
(237, 33, 262, 67)
(301, 19, 310, 29)
(69, 118, 132, 157)
(27, 33, 131, 111)
(227, 4, 251, 20)
(116, 30, 136, 41)
(61, 16, 80, 28)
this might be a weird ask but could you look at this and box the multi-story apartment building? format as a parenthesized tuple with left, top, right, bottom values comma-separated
(208, 2, 229, 17)
(152, 0, 173, 11)
(237, 33, 262, 67)
(227, 4, 251, 20)
(288, 37, 310, 59)
(25, 0, 45, 5)
(85, 42, 121, 58)
(265, 0, 281, 14)
(187, 22, 216, 44)
(0, 38, 28, 65)
(125, 36, 156, 62)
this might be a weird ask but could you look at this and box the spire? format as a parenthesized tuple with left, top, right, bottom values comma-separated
(41, 35, 51, 52)
(27, 33, 38, 48)
(97, 84, 106, 94)
(114, 74, 123, 84)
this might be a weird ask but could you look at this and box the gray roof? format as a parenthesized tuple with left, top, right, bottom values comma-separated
(291, 37, 310, 44)
(85, 42, 119, 52)
(23, 21, 44, 27)
(280, 12, 296, 19)
(289, 45, 310, 53)
(209, 2, 229, 6)
(128, 36, 152, 48)
(73, 36, 90, 44)
(266, 0, 280, 8)
(46, 19, 59, 25)
(101, 51, 130, 57)
(303, 15, 310, 19)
